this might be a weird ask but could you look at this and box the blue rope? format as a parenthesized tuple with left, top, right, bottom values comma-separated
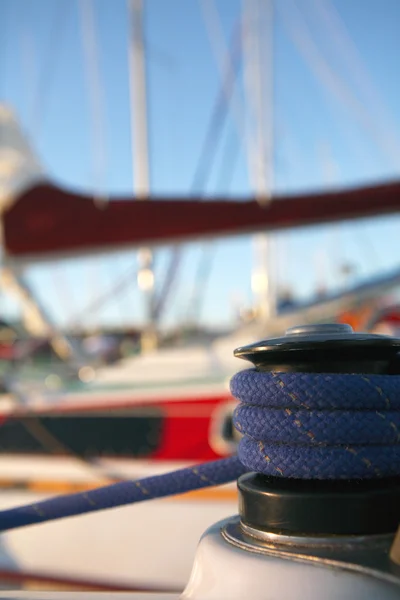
(0, 369, 399, 531)
(232, 370, 400, 479)
(0, 457, 246, 533)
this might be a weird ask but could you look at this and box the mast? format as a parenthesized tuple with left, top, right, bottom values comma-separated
(127, 0, 156, 351)
(128, 0, 150, 196)
(243, 0, 275, 325)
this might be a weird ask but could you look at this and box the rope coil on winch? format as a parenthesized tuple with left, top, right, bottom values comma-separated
(232, 369, 400, 479)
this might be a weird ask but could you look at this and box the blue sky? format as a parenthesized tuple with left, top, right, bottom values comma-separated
(0, 0, 400, 330)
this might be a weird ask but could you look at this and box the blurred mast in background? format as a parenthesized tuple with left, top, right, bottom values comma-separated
(242, 0, 276, 324)
(127, 0, 157, 351)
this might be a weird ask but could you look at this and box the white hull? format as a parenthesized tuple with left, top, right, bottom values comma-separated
(0, 457, 237, 590)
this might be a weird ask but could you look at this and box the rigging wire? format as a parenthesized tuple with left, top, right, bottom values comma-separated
(83, 256, 102, 332)
(79, 0, 109, 207)
(18, 1, 75, 339)
(306, 0, 400, 169)
(215, 123, 241, 193)
(0, 0, 10, 98)
(19, 14, 37, 121)
(190, 11, 243, 193)
(152, 3, 245, 324)
(185, 120, 241, 324)
(145, 40, 178, 73)
(66, 261, 140, 329)
(114, 255, 138, 328)
(200, 0, 252, 182)
(49, 264, 78, 328)
(71, 255, 142, 333)
(303, 0, 399, 283)
(102, 256, 134, 328)
(277, 0, 400, 171)
(29, 0, 71, 139)
(185, 245, 216, 326)
(17, 5, 75, 334)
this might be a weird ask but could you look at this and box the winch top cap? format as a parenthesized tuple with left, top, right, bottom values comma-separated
(234, 323, 400, 374)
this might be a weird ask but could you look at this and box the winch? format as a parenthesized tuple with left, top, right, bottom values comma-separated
(182, 324, 400, 600)
(235, 323, 400, 536)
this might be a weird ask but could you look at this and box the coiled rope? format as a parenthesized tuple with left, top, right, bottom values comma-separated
(232, 370, 400, 479)
(0, 368, 399, 531)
